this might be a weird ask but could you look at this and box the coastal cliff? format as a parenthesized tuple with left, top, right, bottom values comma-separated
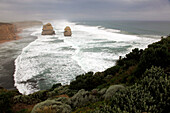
(0, 23, 18, 43)
(0, 21, 42, 43)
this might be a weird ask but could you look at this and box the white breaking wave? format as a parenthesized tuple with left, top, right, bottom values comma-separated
(13, 20, 160, 95)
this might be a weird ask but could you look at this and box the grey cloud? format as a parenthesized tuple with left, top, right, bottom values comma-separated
(0, 0, 170, 22)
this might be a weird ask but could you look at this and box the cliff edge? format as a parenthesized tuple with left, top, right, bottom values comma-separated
(0, 21, 43, 43)
(0, 23, 18, 43)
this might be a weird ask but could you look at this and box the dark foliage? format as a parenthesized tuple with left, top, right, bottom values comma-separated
(110, 66, 170, 113)
(69, 72, 107, 90)
(86, 66, 169, 113)
(29, 90, 49, 101)
(117, 48, 143, 68)
(49, 83, 62, 91)
(0, 89, 19, 113)
(136, 36, 170, 77)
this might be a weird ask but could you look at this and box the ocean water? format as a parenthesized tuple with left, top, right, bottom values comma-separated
(74, 20, 170, 37)
(13, 20, 162, 95)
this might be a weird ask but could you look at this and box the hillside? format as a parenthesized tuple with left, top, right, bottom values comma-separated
(0, 36, 169, 113)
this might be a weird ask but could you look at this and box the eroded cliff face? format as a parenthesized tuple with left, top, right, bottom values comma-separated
(0, 21, 43, 43)
(0, 23, 17, 41)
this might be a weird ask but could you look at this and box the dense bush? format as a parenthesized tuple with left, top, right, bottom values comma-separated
(69, 72, 106, 91)
(103, 85, 125, 100)
(136, 43, 169, 76)
(31, 99, 72, 113)
(116, 48, 143, 68)
(110, 66, 170, 113)
(71, 89, 100, 108)
(14, 95, 41, 104)
(14, 90, 49, 104)
(103, 65, 120, 77)
(49, 83, 62, 91)
(84, 66, 169, 113)
(0, 89, 19, 113)
(30, 90, 49, 101)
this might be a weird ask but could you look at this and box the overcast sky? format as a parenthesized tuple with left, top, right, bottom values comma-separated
(0, 0, 170, 22)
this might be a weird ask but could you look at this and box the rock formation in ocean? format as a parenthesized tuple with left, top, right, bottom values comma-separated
(64, 26, 72, 36)
(0, 23, 18, 42)
(42, 23, 55, 35)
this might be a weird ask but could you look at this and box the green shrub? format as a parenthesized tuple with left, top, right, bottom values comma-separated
(137, 45, 169, 76)
(117, 48, 143, 68)
(103, 85, 125, 100)
(31, 99, 72, 113)
(90, 104, 114, 113)
(110, 66, 169, 113)
(49, 83, 62, 91)
(14, 95, 41, 104)
(71, 89, 100, 108)
(30, 90, 48, 101)
(69, 72, 106, 91)
(103, 65, 120, 76)
(0, 90, 16, 113)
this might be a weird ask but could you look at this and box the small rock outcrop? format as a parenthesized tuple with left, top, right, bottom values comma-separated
(64, 26, 72, 36)
(42, 23, 55, 35)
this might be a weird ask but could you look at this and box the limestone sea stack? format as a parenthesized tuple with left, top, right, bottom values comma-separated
(64, 26, 72, 36)
(42, 23, 55, 35)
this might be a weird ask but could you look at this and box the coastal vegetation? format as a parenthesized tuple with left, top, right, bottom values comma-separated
(0, 36, 169, 113)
